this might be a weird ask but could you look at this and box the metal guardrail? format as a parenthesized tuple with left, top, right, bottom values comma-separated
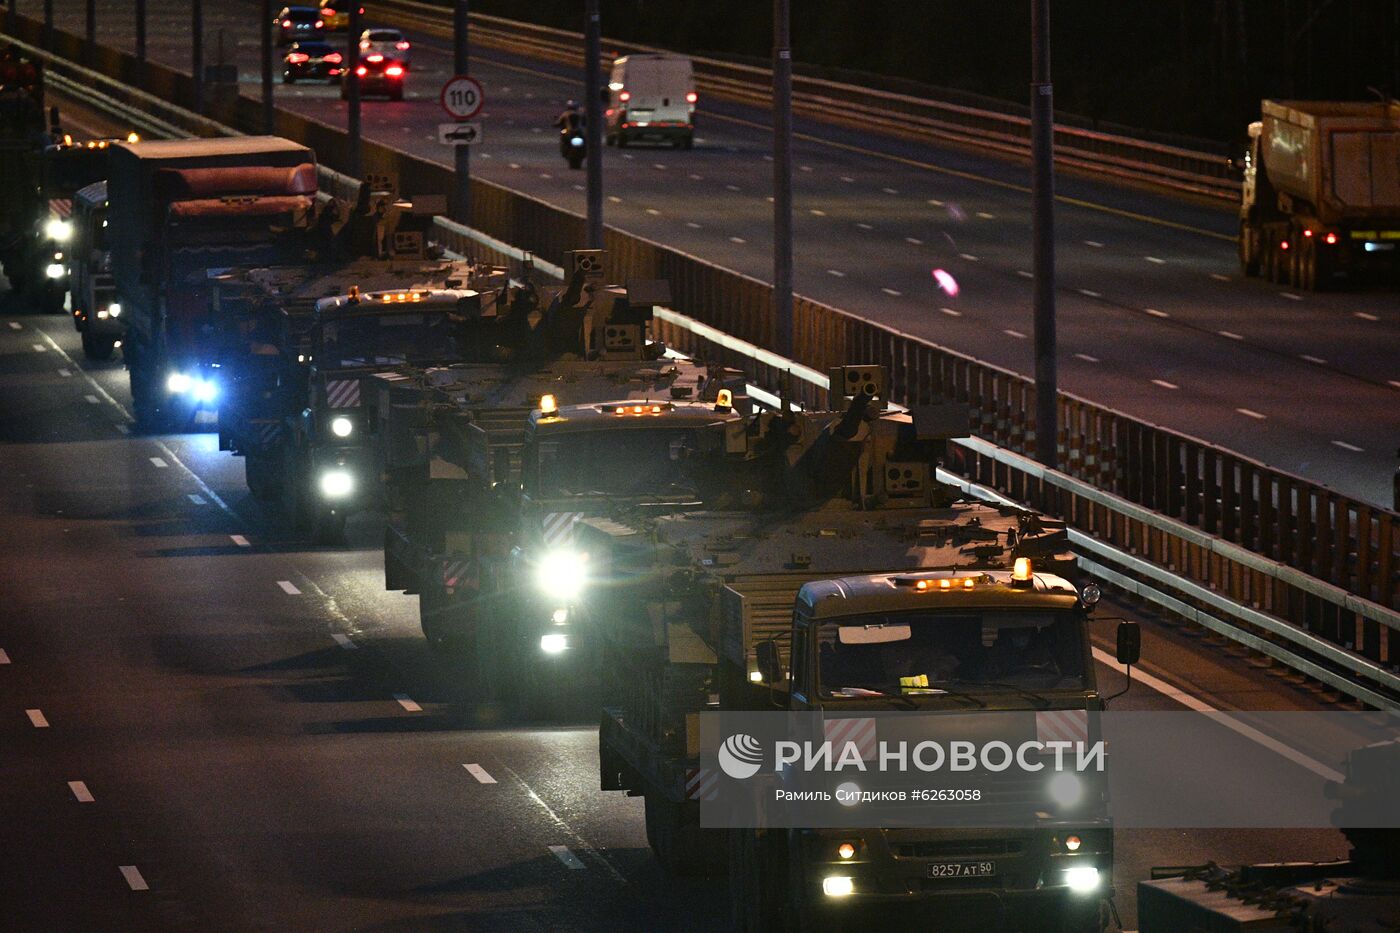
(367, 0, 1239, 201)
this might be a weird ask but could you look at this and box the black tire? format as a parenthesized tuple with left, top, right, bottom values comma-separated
(81, 331, 116, 361)
(245, 453, 283, 501)
(680, 134, 694, 150)
(282, 73, 295, 84)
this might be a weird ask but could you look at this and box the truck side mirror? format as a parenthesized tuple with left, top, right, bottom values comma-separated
(755, 639, 782, 684)
(1116, 621, 1141, 666)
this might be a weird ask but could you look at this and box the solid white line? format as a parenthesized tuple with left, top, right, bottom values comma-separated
(1151, 379, 1179, 390)
(230, 535, 250, 547)
(332, 633, 357, 651)
(464, 763, 497, 784)
(1354, 312, 1379, 321)
(1078, 289, 1101, 298)
(58, 368, 71, 377)
(68, 781, 94, 803)
(1084, 240, 1103, 248)
(148, 457, 168, 468)
(1003, 329, 1027, 339)
(27, 709, 49, 728)
(119, 865, 149, 891)
(548, 845, 587, 870)
(187, 494, 206, 505)
(0, 648, 9, 664)
(32, 343, 46, 352)
(940, 307, 962, 317)
(1145, 308, 1169, 318)
(1236, 408, 1267, 420)
(277, 581, 301, 595)
(1300, 355, 1326, 365)
(729, 236, 746, 244)
(1210, 273, 1231, 282)
(881, 288, 902, 297)
(826, 269, 845, 277)
(1091, 647, 1344, 783)
(7, 321, 20, 329)
(904, 237, 922, 245)
(1218, 331, 1243, 340)
(1280, 292, 1304, 301)
(1074, 353, 1100, 363)
(394, 693, 423, 712)
(1144, 256, 1165, 264)
(1332, 440, 1364, 452)
(959, 253, 979, 262)
(84, 395, 99, 404)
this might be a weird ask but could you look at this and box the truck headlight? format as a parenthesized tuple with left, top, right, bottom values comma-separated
(166, 372, 192, 394)
(536, 549, 587, 599)
(45, 218, 72, 242)
(1048, 772, 1083, 808)
(540, 633, 568, 654)
(192, 379, 219, 403)
(330, 416, 353, 438)
(1063, 865, 1099, 893)
(46, 262, 66, 279)
(822, 876, 854, 898)
(107, 302, 121, 317)
(320, 469, 354, 498)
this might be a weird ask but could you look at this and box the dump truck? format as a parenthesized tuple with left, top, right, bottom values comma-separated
(1239, 99, 1400, 289)
(578, 366, 1132, 930)
(108, 137, 318, 429)
(374, 252, 731, 667)
(68, 180, 124, 360)
(211, 184, 501, 542)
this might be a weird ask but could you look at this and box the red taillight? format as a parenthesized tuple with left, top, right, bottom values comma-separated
(396, 40, 410, 50)
(360, 40, 370, 49)
(314, 19, 324, 27)
(287, 52, 310, 63)
(355, 65, 367, 76)
(321, 7, 336, 15)
(281, 18, 292, 26)
(1324, 232, 1338, 245)
(323, 51, 342, 63)
(685, 91, 697, 103)
(366, 53, 384, 62)
(1303, 228, 1313, 237)
(618, 90, 630, 102)
(1280, 240, 1290, 250)
(385, 65, 404, 77)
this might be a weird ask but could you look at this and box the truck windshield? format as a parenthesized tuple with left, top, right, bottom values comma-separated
(530, 427, 707, 498)
(318, 312, 461, 366)
(43, 148, 109, 197)
(816, 610, 1087, 697)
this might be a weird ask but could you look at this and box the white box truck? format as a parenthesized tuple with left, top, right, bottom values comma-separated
(605, 53, 696, 149)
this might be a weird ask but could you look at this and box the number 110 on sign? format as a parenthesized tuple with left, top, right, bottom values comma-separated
(440, 76, 484, 120)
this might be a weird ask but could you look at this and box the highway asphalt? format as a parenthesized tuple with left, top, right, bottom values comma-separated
(10, 0, 1400, 510)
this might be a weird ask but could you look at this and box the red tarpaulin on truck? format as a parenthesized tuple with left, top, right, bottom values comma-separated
(166, 195, 313, 220)
(154, 163, 317, 202)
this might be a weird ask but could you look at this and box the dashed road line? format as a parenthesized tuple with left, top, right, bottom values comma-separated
(685, 222, 701, 229)
(187, 494, 206, 505)
(120, 866, 149, 891)
(904, 237, 922, 245)
(1073, 353, 1100, 363)
(607, 196, 622, 204)
(645, 208, 660, 216)
(548, 845, 587, 870)
(826, 269, 845, 277)
(1144, 256, 1165, 264)
(27, 709, 49, 728)
(68, 781, 94, 803)
(1151, 379, 1179, 390)
(840, 175, 854, 183)
(1354, 311, 1379, 321)
(728, 236, 746, 244)
(1003, 329, 1026, 339)
(1145, 308, 1169, 318)
(958, 253, 979, 262)
(58, 368, 71, 377)
(84, 395, 99, 404)
(148, 457, 168, 468)
(1280, 292, 1303, 301)
(652, 163, 666, 170)
(1016, 270, 1033, 278)
(940, 307, 962, 317)
(975, 211, 995, 220)
(880, 288, 902, 297)
(32, 343, 46, 352)
(394, 693, 423, 712)
(277, 580, 301, 595)
(464, 764, 497, 784)
(230, 534, 250, 547)
(1210, 273, 1231, 282)
(1084, 240, 1103, 248)
(856, 222, 873, 230)
(1332, 440, 1363, 452)
(504, 764, 628, 882)
(809, 209, 826, 216)
(1218, 331, 1243, 340)
(1300, 354, 1326, 365)
(331, 633, 357, 651)
(1236, 408, 1267, 420)
(799, 164, 813, 172)
(881, 187, 898, 195)
(725, 184, 740, 192)
(1078, 289, 1101, 298)
(1389, 380, 1400, 390)
(7, 321, 20, 330)
(927, 198, 945, 207)
(538, 173, 552, 180)
(687, 173, 703, 181)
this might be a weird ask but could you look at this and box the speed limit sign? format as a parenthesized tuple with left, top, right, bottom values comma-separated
(440, 75, 484, 120)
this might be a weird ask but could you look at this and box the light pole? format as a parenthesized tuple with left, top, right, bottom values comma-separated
(135, 0, 147, 88)
(1030, 0, 1057, 469)
(772, 0, 793, 359)
(261, 0, 273, 134)
(346, 3, 362, 180)
(84, 0, 96, 66)
(453, 0, 471, 225)
(583, 0, 603, 249)
(193, 0, 204, 113)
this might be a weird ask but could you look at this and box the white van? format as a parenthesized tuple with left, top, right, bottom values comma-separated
(605, 53, 696, 149)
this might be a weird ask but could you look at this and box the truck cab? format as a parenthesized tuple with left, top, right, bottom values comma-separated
(68, 180, 124, 360)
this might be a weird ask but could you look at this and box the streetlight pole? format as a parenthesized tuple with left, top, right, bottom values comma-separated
(772, 0, 793, 360)
(453, 0, 471, 225)
(261, 0, 273, 134)
(1030, 0, 1057, 469)
(135, 0, 147, 88)
(583, 0, 603, 249)
(42, 0, 52, 51)
(193, 0, 205, 113)
(346, 3, 362, 180)
(84, 0, 96, 66)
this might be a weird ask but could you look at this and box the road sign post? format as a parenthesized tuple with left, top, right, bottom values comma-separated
(584, 0, 603, 250)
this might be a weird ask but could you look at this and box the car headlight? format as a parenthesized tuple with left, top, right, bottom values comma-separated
(1063, 865, 1099, 893)
(45, 218, 72, 242)
(540, 633, 568, 654)
(45, 262, 66, 279)
(330, 415, 353, 438)
(1048, 772, 1083, 808)
(535, 549, 588, 599)
(166, 372, 192, 394)
(107, 302, 121, 317)
(319, 469, 354, 498)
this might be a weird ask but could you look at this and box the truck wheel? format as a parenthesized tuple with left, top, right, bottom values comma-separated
(81, 332, 116, 361)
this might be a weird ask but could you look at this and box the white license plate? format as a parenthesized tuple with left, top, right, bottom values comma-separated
(927, 860, 996, 879)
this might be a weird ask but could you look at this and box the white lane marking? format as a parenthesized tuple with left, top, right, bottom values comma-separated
(230, 535, 250, 547)
(332, 633, 357, 651)
(840, 175, 855, 183)
(1218, 330, 1243, 340)
(940, 307, 962, 317)
(1236, 408, 1267, 420)
(277, 581, 301, 595)
(959, 253, 979, 262)
(114, 424, 129, 435)
(464, 763, 497, 784)
(975, 211, 995, 220)
(0, 648, 9, 664)
(799, 164, 813, 172)
(1144, 256, 1165, 264)
(1389, 380, 1400, 390)
(1016, 269, 1033, 278)
(1354, 311, 1379, 321)
(1300, 354, 1326, 365)
(1078, 289, 1101, 298)
(607, 196, 622, 204)
(652, 163, 666, 170)
(1084, 240, 1103, 248)
(725, 184, 740, 192)
(1210, 273, 1231, 282)
(187, 494, 206, 505)
(904, 236, 922, 245)
(1145, 308, 1169, 318)
(881, 187, 898, 195)
(68, 781, 94, 803)
(856, 222, 873, 230)
(645, 208, 660, 216)
(58, 368, 71, 377)
(1003, 329, 1027, 339)
(571, 184, 583, 191)
(148, 457, 168, 469)
(119, 866, 149, 891)
(1091, 647, 1344, 783)
(809, 209, 826, 216)
(729, 236, 746, 244)
(549, 845, 587, 870)
(881, 288, 902, 297)
(27, 709, 49, 728)
(927, 198, 945, 207)
(688, 173, 703, 181)
(7, 321, 20, 329)
(507, 162, 520, 170)
(1074, 353, 1100, 363)
(505, 765, 628, 883)
(84, 395, 99, 404)
(761, 154, 773, 162)
(826, 269, 846, 277)
(394, 693, 423, 712)
(1280, 292, 1303, 301)
(538, 173, 552, 180)
(1332, 440, 1364, 452)
(685, 222, 702, 229)
(1151, 379, 1179, 390)
(32, 343, 46, 352)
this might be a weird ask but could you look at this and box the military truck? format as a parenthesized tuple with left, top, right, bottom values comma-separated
(108, 137, 318, 429)
(68, 180, 125, 360)
(578, 367, 1132, 930)
(1239, 100, 1400, 289)
(211, 185, 500, 542)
